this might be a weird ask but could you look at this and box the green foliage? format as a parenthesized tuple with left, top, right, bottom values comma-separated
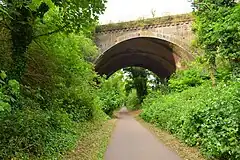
(0, 71, 20, 112)
(124, 67, 148, 103)
(1, 0, 106, 34)
(0, 29, 109, 159)
(0, 0, 111, 159)
(126, 89, 140, 111)
(0, 72, 78, 159)
(141, 80, 240, 159)
(0, 108, 77, 159)
(28, 33, 101, 122)
(98, 72, 126, 116)
(0, 0, 106, 81)
(168, 63, 210, 92)
(23, 34, 100, 121)
(215, 57, 234, 81)
(192, 0, 240, 77)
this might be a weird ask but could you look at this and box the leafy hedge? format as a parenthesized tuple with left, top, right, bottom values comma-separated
(168, 63, 210, 92)
(141, 81, 240, 159)
(0, 108, 77, 159)
(0, 31, 111, 159)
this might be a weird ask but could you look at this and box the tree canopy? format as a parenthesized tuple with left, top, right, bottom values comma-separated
(0, 0, 106, 81)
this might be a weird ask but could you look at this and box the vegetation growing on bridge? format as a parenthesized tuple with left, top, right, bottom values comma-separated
(96, 13, 193, 32)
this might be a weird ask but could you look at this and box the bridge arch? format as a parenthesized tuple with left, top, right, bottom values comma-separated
(95, 35, 194, 78)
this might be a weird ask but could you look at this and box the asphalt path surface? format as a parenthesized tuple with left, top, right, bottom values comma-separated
(105, 108, 181, 160)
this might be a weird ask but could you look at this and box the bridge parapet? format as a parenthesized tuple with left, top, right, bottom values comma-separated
(95, 17, 194, 57)
(96, 13, 193, 33)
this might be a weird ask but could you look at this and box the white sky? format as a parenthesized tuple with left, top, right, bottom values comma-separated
(99, 0, 193, 24)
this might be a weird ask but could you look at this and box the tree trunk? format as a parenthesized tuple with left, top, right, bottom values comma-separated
(10, 7, 33, 82)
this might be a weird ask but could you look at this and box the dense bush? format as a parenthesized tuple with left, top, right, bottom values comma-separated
(0, 31, 111, 159)
(0, 72, 77, 159)
(192, 1, 240, 78)
(0, 108, 77, 159)
(126, 89, 140, 110)
(141, 80, 240, 159)
(98, 72, 126, 116)
(24, 33, 101, 122)
(168, 63, 210, 92)
(0, 0, 112, 159)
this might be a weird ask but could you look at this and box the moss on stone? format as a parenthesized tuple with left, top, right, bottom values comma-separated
(96, 13, 193, 33)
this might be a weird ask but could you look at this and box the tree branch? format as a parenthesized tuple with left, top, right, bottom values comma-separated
(33, 24, 68, 39)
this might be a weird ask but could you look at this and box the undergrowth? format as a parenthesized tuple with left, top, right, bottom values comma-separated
(0, 30, 121, 159)
(141, 79, 240, 159)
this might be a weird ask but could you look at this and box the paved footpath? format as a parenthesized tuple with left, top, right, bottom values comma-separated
(105, 111, 181, 160)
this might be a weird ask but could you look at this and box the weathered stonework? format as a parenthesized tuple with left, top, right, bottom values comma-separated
(94, 14, 196, 78)
(95, 20, 193, 55)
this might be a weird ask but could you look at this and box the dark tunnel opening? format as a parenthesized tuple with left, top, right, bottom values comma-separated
(95, 37, 192, 78)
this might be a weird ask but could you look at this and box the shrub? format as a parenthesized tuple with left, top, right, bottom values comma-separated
(0, 106, 77, 159)
(0, 31, 109, 159)
(141, 81, 240, 159)
(24, 32, 102, 122)
(126, 89, 140, 110)
(168, 63, 210, 92)
(98, 72, 126, 116)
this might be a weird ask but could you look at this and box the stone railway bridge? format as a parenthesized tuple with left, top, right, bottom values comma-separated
(94, 14, 196, 78)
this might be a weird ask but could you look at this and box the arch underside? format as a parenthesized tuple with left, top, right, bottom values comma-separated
(95, 37, 192, 78)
